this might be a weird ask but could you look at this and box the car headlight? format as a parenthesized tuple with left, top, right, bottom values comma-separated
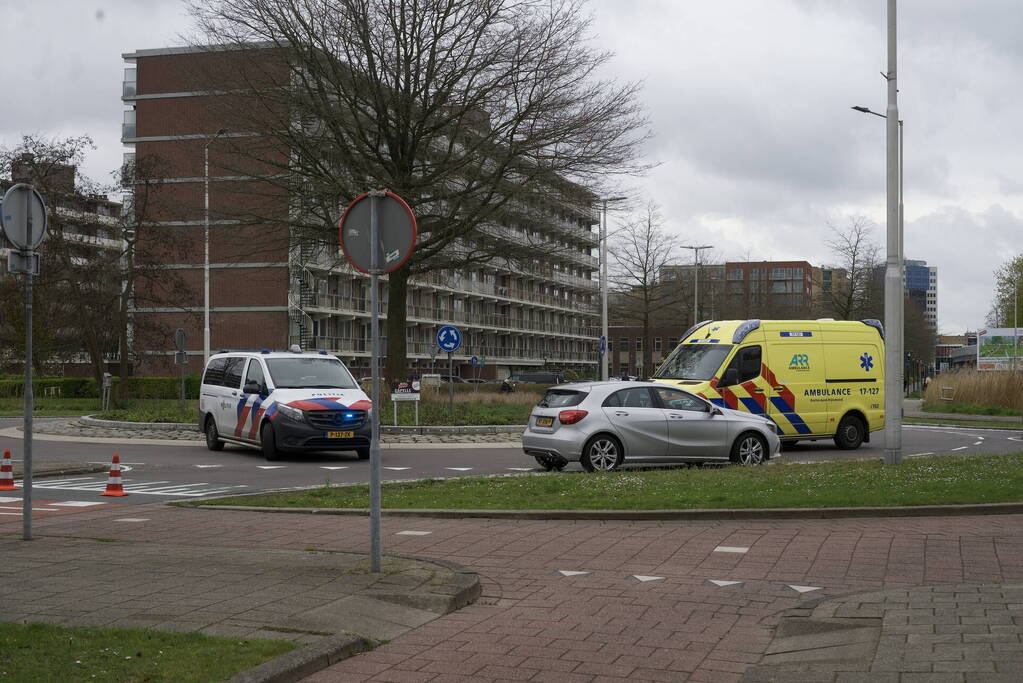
(277, 404, 305, 422)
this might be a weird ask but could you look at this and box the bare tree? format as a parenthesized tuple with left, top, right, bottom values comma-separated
(186, 0, 649, 380)
(609, 203, 677, 374)
(819, 216, 881, 320)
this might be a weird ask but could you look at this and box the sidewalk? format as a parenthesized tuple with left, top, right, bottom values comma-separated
(904, 398, 1023, 425)
(3, 503, 1023, 681)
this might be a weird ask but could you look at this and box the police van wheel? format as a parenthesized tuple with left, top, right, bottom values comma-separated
(356, 448, 370, 460)
(261, 423, 281, 461)
(834, 415, 865, 450)
(204, 416, 224, 452)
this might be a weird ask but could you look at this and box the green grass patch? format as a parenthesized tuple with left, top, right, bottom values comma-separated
(95, 399, 199, 424)
(922, 400, 1022, 416)
(904, 416, 1023, 429)
(200, 453, 1023, 510)
(0, 397, 103, 417)
(0, 621, 295, 683)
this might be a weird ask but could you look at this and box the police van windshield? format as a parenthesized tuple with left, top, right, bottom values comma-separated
(653, 344, 732, 381)
(266, 358, 359, 389)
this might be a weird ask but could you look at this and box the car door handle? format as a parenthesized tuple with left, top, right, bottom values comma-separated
(669, 413, 685, 420)
(614, 411, 629, 416)
(752, 388, 765, 394)
(772, 386, 785, 391)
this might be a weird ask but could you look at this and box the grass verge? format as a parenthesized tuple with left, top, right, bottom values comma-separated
(0, 621, 295, 683)
(0, 397, 102, 417)
(922, 400, 1022, 417)
(198, 453, 1023, 511)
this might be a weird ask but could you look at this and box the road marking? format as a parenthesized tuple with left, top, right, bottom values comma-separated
(951, 446, 968, 451)
(256, 466, 285, 470)
(115, 518, 149, 523)
(714, 546, 749, 553)
(31, 477, 250, 498)
(788, 585, 822, 593)
(50, 501, 106, 507)
(196, 465, 222, 469)
(708, 579, 743, 587)
(396, 530, 432, 536)
(632, 575, 665, 582)
(0, 497, 20, 503)
(321, 466, 349, 470)
(384, 467, 410, 471)
(558, 570, 591, 577)
(445, 467, 473, 471)
(973, 441, 983, 446)
(0, 506, 59, 512)
(507, 467, 534, 471)
(907, 452, 934, 457)
(0, 512, 21, 515)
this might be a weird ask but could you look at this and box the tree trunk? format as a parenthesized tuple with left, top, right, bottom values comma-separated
(385, 266, 410, 384)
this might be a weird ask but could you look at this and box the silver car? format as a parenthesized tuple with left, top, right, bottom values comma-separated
(522, 381, 781, 472)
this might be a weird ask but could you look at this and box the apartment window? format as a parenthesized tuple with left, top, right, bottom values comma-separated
(727, 268, 744, 281)
(636, 337, 642, 351)
(619, 337, 629, 351)
(654, 337, 662, 352)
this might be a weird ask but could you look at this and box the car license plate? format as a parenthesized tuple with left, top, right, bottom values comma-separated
(326, 431, 355, 439)
(535, 416, 553, 427)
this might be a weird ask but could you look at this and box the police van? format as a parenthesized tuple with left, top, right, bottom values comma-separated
(652, 319, 885, 449)
(199, 346, 372, 460)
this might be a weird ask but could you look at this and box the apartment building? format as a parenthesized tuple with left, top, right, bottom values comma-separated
(872, 259, 938, 328)
(659, 260, 817, 320)
(122, 46, 599, 378)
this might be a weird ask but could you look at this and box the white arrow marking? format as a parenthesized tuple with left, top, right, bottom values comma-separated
(714, 546, 749, 553)
(632, 575, 665, 582)
(788, 585, 822, 593)
(558, 570, 591, 577)
(708, 579, 744, 587)
(445, 467, 473, 471)
(321, 466, 349, 470)
(257, 466, 286, 469)
(384, 467, 410, 471)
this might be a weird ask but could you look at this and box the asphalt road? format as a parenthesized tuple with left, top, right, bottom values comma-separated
(0, 418, 1021, 507)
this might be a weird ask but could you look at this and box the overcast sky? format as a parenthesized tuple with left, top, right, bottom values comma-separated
(2, 0, 1020, 334)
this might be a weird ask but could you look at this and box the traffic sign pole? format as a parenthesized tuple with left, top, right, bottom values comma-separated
(22, 249, 33, 541)
(448, 352, 454, 420)
(368, 191, 383, 573)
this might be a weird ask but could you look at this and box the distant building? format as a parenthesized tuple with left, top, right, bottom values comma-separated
(659, 260, 817, 320)
(873, 259, 938, 328)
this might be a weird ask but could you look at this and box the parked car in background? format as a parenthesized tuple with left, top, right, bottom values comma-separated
(439, 375, 468, 383)
(506, 372, 565, 386)
(521, 381, 780, 472)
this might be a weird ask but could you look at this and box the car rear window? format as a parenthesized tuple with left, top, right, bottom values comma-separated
(537, 390, 585, 408)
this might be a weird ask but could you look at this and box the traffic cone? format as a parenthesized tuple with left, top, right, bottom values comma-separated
(0, 449, 18, 491)
(101, 453, 128, 497)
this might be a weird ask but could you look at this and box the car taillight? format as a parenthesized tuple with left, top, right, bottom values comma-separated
(558, 409, 588, 425)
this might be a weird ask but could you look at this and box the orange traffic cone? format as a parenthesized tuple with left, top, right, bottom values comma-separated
(101, 453, 128, 497)
(0, 448, 18, 491)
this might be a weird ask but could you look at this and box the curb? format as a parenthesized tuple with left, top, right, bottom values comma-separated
(904, 420, 1023, 431)
(194, 501, 1023, 521)
(227, 634, 370, 683)
(79, 415, 525, 436)
(14, 464, 109, 479)
(227, 555, 480, 683)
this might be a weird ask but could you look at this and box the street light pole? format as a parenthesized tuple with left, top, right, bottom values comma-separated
(599, 196, 626, 381)
(203, 128, 227, 368)
(883, 0, 903, 465)
(681, 245, 713, 328)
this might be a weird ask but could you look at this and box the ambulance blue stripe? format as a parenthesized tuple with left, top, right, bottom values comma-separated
(769, 397, 813, 434)
(739, 397, 764, 415)
(709, 398, 727, 408)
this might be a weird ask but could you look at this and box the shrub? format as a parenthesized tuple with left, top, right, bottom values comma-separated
(923, 370, 1023, 413)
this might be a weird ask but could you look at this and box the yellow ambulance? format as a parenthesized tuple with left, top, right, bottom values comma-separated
(652, 319, 885, 449)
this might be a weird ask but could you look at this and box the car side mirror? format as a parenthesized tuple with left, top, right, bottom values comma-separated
(711, 407, 723, 417)
(243, 381, 262, 394)
(720, 368, 739, 387)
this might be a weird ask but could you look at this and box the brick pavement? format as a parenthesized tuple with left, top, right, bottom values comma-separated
(3, 506, 1023, 681)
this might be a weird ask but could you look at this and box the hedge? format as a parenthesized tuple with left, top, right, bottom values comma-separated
(0, 375, 203, 400)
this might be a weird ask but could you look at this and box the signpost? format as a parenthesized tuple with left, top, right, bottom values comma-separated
(436, 325, 461, 418)
(470, 355, 479, 389)
(339, 190, 416, 573)
(174, 328, 188, 411)
(390, 379, 421, 426)
(1, 183, 48, 541)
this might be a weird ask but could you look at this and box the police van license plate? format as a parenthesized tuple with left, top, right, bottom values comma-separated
(535, 417, 554, 427)
(326, 431, 355, 439)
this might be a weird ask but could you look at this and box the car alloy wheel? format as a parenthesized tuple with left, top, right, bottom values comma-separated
(582, 436, 621, 472)
(735, 434, 765, 466)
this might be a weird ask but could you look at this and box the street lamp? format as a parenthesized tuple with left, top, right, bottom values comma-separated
(680, 245, 713, 328)
(203, 128, 227, 367)
(600, 195, 627, 381)
(851, 0, 901, 465)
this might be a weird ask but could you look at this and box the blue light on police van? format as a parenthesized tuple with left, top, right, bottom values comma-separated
(319, 350, 327, 355)
(260, 349, 271, 354)
(343, 412, 356, 420)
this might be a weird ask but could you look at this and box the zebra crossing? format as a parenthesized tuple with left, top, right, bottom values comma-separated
(29, 476, 250, 498)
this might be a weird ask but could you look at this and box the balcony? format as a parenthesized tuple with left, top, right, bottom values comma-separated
(310, 335, 596, 364)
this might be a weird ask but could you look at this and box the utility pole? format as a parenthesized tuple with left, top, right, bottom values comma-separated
(599, 196, 626, 381)
(883, 0, 903, 465)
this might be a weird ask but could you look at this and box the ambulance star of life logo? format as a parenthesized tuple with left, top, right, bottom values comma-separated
(860, 352, 874, 371)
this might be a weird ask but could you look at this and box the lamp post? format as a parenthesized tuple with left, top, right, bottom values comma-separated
(600, 196, 627, 381)
(203, 128, 227, 367)
(680, 245, 713, 328)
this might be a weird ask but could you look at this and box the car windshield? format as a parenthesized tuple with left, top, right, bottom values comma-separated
(653, 343, 732, 380)
(265, 358, 359, 389)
